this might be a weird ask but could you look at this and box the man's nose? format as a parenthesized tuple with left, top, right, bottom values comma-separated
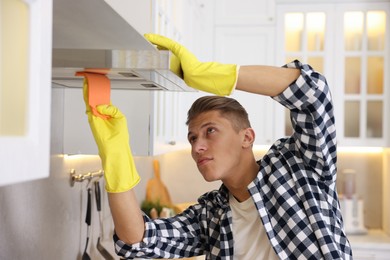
(193, 138, 207, 153)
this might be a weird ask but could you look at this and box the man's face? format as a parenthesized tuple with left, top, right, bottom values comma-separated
(187, 110, 246, 183)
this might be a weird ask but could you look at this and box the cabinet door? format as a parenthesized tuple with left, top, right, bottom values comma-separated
(334, 4, 389, 146)
(181, 0, 214, 60)
(215, 0, 275, 25)
(276, 4, 333, 137)
(214, 26, 277, 145)
(0, 0, 52, 186)
(152, 91, 191, 154)
(276, 2, 389, 147)
(149, 0, 215, 155)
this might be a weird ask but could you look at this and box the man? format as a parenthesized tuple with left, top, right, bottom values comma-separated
(83, 34, 352, 259)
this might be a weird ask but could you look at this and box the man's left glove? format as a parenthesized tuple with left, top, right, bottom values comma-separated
(83, 78, 140, 193)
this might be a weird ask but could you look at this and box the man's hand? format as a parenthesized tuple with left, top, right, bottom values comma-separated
(144, 33, 239, 96)
(83, 78, 140, 193)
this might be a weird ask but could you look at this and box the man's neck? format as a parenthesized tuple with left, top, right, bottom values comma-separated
(224, 159, 260, 202)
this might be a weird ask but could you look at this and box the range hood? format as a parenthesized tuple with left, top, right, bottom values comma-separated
(52, 0, 193, 91)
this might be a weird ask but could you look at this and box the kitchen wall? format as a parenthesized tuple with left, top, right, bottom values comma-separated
(0, 89, 386, 259)
(336, 149, 384, 230)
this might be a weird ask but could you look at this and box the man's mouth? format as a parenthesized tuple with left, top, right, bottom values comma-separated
(197, 157, 212, 166)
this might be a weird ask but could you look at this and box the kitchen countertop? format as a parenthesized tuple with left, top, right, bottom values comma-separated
(348, 229, 390, 250)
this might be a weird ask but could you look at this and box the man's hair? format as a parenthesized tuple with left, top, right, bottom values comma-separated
(186, 95, 251, 132)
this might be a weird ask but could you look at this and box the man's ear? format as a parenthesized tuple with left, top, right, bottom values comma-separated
(242, 128, 255, 148)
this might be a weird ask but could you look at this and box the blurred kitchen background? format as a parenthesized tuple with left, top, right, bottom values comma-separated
(1, 0, 390, 259)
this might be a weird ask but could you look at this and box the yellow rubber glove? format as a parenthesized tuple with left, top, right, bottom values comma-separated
(144, 33, 239, 96)
(83, 79, 140, 193)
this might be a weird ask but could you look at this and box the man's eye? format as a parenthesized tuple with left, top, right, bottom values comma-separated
(207, 127, 215, 134)
(188, 136, 197, 143)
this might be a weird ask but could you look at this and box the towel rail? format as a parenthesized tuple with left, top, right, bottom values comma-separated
(69, 169, 103, 187)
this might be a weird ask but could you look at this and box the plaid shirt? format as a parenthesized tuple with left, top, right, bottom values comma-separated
(114, 61, 353, 259)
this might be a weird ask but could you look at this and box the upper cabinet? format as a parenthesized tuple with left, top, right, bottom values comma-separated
(214, 26, 277, 146)
(276, 1, 390, 147)
(213, 0, 278, 146)
(215, 0, 275, 25)
(336, 5, 389, 147)
(0, 0, 52, 186)
(146, 0, 215, 154)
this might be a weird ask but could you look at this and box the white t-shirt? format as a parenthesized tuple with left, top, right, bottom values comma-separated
(229, 193, 279, 260)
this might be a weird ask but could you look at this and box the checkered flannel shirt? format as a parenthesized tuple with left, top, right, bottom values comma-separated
(114, 60, 353, 259)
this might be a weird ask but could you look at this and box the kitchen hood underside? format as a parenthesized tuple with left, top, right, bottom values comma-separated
(52, 49, 193, 91)
(52, 0, 193, 91)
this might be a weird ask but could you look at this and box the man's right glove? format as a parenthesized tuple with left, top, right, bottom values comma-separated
(144, 33, 239, 96)
(83, 78, 140, 193)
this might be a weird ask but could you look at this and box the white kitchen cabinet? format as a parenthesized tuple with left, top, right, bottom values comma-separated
(215, 0, 275, 25)
(181, 0, 214, 60)
(0, 0, 52, 186)
(334, 4, 389, 147)
(152, 91, 191, 155)
(150, 0, 195, 154)
(214, 25, 278, 146)
(152, 0, 216, 153)
(152, 0, 217, 154)
(276, 1, 390, 147)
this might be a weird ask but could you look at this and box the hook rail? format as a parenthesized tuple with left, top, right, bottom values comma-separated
(69, 169, 104, 187)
